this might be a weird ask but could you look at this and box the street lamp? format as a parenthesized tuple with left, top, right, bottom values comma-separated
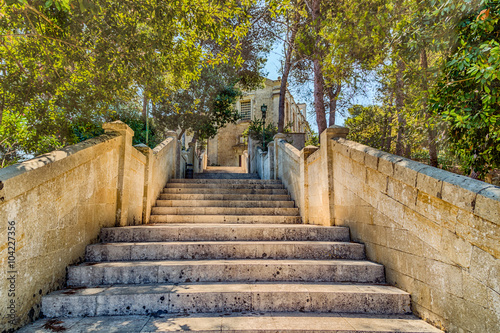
(261, 104, 267, 149)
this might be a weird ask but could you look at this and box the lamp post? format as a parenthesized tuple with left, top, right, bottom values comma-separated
(261, 104, 267, 149)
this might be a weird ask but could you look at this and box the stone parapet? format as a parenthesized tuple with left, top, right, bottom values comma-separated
(0, 122, 179, 332)
(258, 124, 499, 332)
(329, 136, 499, 333)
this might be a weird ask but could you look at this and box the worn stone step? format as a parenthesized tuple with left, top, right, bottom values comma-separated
(42, 283, 411, 317)
(159, 193, 291, 201)
(149, 215, 302, 224)
(18, 312, 444, 332)
(151, 207, 300, 216)
(163, 188, 289, 195)
(101, 224, 350, 243)
(67, 259, 385, 287)
(85, 241, 365, 261)
(194, 172, 260, 179)
(170, 178, 282, 184)
(156, 199, 295, 208)
(166, 183, 284, 189)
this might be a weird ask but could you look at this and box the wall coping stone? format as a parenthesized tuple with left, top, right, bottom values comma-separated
(103, 120, 134, 137)
(0, 132, 121, 203)
(153, 137, 175, 155)
(278, 139, 300, 161)
(333, 137, 500, 221)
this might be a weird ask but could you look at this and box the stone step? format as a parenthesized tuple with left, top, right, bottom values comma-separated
(151, 207, 300, 216)
(194, 173, 260, 179)
(170, 178, 282, 184)
(150, 214, 302, 224)
(166, 183, 284, 189)
(67, 259, 385, 286)
(18, 313, 444, 332)
(42, 282, 411, 317)
(101, 224, 350, 243)
(156, 199, 295, 208)
(163, 188, 289, 195)
(85, 241, 365, 261)
(159, 193, 291, 201)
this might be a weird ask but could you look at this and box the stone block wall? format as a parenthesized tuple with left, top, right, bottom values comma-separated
(330, 138, 499, 332)
(264, 126, 499, 332)
(306, 149, 329, 226)
(129, 147, 147, 225)
(275, 137, 301, 206)
(0, 122, 179, 332)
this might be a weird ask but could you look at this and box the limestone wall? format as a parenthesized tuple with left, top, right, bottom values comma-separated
(0, 134, 121, 331)
(330, 138, 500, 332)
(306, 149, 329, 225)
(0, 122, 179, 331)
(275, 138, 301, 207)
(266, 125, 499, 332)
(128, 147, 147, 225)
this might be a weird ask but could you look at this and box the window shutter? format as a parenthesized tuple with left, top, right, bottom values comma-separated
(240, 101, 251, 120)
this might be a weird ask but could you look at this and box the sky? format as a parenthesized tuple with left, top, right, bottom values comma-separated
(262, 47, 378, 133)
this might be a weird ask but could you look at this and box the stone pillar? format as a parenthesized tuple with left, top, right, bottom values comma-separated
(165, 130, 178, 179)
(103, 121, 135, 227)
(188, 141, 196, 170)
(267, 142, 275, 180)
(135, 144, 153, 224)
(273, 133, 287, 180)
(300, 145, 320, 224)
(320, 125, 349, 225)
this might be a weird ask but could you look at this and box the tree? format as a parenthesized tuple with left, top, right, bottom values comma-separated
(0, 0, 252, 166)
(154, 68, 242, 144)
(431, 1, 500, 177)
(345, 105, 389, 149)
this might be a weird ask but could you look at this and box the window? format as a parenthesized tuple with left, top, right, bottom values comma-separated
(240, 101, 251, 120)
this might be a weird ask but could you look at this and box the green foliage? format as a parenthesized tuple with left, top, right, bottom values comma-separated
(345, 105, 389, 150)
(305, 131, 319, 147)
(155, 72, 242, 143)
(0, 0, 252, 167)
(431, 1, 500, 177)
(243, 119, 293, 151)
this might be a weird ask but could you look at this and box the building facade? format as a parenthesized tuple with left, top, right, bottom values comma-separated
(207, 78, 309, 167)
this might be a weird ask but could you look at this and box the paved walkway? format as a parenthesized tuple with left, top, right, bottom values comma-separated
(203, 166, 248, 173)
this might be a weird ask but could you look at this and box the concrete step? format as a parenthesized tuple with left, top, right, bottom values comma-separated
(85, 241, 365, 261)
(170, 178, 282, 184)
(18, 313, 444, 332)
(163, 188, 289, 195)
(42, 282, 411, 317)
(67, 259, 385, 286)
(100, 224, 350, 243)
(159, 193, 291, 201)
(151, 207, 300, 216)
(156, 199, 295, 208)
(150, 214, 302, 224)
(165, 183, 284, 189)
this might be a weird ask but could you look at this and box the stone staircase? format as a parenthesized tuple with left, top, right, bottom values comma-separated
(34, 175, 441, 332)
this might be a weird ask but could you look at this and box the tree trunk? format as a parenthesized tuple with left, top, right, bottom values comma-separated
(384, 108, 393, 152)
(142, 95, 148, 120)
(278, 21, 298, 133)
(177, 128, 185, 141)
(314, 59, 327, 136)
(421, 48, 438, 167)
(310, 0, 327, 137)
(395, 59, 406, 156)
(327, 84, 341, 127)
